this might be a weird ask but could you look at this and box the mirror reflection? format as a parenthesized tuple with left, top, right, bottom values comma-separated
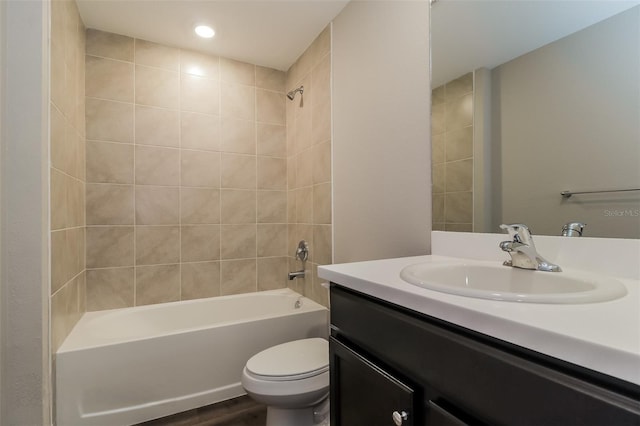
(431, 1, 640, 238)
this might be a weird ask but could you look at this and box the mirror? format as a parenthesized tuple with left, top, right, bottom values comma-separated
(430, 0, 640, 239)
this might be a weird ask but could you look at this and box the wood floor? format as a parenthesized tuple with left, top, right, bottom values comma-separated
(138, 396, 267, 426)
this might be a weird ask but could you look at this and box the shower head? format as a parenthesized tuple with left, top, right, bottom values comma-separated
(287, 86, 304, 101)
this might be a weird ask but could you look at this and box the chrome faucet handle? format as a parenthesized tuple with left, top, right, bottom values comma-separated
(294, 240, 309, 262)
(562, 222, 586, 237)
(500, 223, 533, 245)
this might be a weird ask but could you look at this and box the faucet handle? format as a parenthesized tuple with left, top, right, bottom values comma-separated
(562, 222, 586, 237)
(500, 223, 532, 244)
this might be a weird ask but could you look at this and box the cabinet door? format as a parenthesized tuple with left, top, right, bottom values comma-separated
(330, 337, 419, 426)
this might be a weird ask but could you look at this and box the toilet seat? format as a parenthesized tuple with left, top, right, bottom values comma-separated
(245, 338, 329, 382)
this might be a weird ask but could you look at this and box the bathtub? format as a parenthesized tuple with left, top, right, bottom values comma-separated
(56, 288, 328, 426)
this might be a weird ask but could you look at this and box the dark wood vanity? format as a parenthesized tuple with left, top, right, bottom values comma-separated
(329, 285, 640, 426)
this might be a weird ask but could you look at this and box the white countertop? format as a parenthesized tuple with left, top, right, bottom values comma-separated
(318, 254, 640, 387)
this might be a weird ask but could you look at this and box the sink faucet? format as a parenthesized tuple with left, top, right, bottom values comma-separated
(499, 224, 562, 272)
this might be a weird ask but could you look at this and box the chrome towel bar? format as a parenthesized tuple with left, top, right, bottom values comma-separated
(561, 188, 640, 198)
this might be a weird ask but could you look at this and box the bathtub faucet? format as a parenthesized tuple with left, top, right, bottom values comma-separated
(288, 240, 309, 280)
(288, 270, 305, 280)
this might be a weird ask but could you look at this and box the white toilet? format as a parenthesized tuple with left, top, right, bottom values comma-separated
(241, 338, 330, 426)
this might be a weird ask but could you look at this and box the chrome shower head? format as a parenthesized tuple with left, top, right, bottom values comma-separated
(287, 85, 304, 101)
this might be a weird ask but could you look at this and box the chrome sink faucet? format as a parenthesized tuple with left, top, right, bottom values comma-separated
(499, 224, 562, 272)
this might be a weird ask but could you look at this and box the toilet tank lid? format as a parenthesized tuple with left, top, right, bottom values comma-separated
(246, 338, 329, 377)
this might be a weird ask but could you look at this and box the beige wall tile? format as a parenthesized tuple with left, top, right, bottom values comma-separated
(221, 154, 256, 189)
(135, 226, 180, 265)
(257, 257, 288, 291)
(181, 112, 220, 151)
(181, 188, 220, 224)
(313, 225, 332, 265)
(220, 58, 255, 86)
(86, 267, 134, 310)
(296, 149, 314, 188)
(221, 118, 256, 154)
(256, 90, 285, 125)
(445, 223, 473, 232)
(86, 29, 134, 62)
(86, 184, 134, 225)
(258, 157, 286, 190)
(432, 85, 445, 106)
(51, 40, 66, 112)
(51, 104, 67, 172)
(257, 190, 287, 224)
(295, 187, 313, 224)
(86, 98, 133, 142)
(311, 54, 331, 144)
(135, 105, 180, 147)
(312, 140, 331, 185)
(445, 159, 473, 192)
(181, 150, 221, 188)
(66, 175, 84, 227)
(135, 39, 180, 70)
(135, 65, 179, 109)
(51, 230, 68, 294)
(294, 104, 312, 153)
(135, 186, 180, 225)
(51, 169, 67, 230)
(86, 140, 134, 184)
(257, 224, 287, 257)
(135, 145, 180, 186)
(310, 25, 331, 67)
(432, 193, 445, 223)
(432, 133, 445, 164)
(431, 102, 445, 136)
(445, 72, 473, 99)
(432, 222, 446, 231)
(432, 163, 444, 194)
(256, 66, 285, 92)
(181, 50, 219, 79)
(257, 124, 286, 157)
(221, 82, 255, 121)
(445, 126, 473, 162)
(445, 192, 473, 223)
(181, 262, 221, 299)
(221, 224, 256, 259)
(221, 190, 256, 224)
(85, 55, 134, 102)
(51, 278, 81, 351)
(313, 183, 331, 224)
(445, 93, 473, 131)
(181, 74, 220, 115)
(86, 226, 134, 268)
(136, 264, 180, 305)
(220, 259, 256, 295)
(181, 225, 221, 262)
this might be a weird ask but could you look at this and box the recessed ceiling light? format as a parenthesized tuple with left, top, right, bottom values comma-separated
(194, 25, 215, 39)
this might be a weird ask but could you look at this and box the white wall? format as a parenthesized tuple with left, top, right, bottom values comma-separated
(332, 0, 431, 263)
(491, 7, 640, 238)
(0, 0, 51, 424)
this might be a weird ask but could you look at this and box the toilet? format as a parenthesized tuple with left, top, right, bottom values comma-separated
(241, 338, 330, 426)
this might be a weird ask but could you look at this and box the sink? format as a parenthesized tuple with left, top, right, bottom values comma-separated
(399, 262, 627, 304)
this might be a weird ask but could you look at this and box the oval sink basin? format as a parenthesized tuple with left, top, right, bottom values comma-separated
(399, 262, 627, 304)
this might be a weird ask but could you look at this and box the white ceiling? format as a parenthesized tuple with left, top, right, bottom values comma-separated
(432, 0, 640, 87)
(76, 0, 350, 71)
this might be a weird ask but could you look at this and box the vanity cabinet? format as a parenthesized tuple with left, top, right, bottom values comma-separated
(329, 285, 640, 426)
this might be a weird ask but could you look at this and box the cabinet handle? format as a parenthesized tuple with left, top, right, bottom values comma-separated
(392, 410, 408, 425)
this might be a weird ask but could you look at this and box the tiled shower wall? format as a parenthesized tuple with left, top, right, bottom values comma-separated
(431, 72, 474, 232)
(285, 26, 332, 306)
(50, 0, 87, 352)
(84, 30, 290, 310)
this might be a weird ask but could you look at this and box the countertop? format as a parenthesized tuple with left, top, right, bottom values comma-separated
(318, 254, 640, 387)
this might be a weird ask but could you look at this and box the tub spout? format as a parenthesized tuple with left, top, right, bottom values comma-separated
(288, 270, 305, 280)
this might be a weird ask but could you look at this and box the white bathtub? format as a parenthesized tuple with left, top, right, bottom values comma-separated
(56, 288, 328, 426)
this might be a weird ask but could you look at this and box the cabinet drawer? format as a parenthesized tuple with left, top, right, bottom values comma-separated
(331, 285, 640, 425)
(330, 337, 418, 426)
